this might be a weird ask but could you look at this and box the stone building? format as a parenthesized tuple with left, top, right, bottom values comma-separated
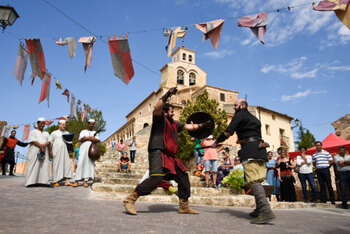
(104, 47, 295, 152)
(332, 114, 350, 141)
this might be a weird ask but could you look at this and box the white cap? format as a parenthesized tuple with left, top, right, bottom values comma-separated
(58, 120, 66, 124)
(88, 119, 95, 123)
(207, 135, 213, 139)
(37, 117, 46, 122)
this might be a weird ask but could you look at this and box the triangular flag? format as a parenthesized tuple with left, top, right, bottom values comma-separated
(25, 39, 46, 79)
(238, 12, 267, 44)
(314, 0, 350, 29)
(195, 19, 224, 50)
(22, 124, 30, 141)
(39, 72, 51, 107)
(78, 36, 96, 72)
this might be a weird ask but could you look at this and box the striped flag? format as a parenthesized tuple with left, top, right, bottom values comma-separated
(108, 35, 135, 85)
(39, 72, 51, 107)
(22, 124, 30, 141)
(25, 39, 46, 79)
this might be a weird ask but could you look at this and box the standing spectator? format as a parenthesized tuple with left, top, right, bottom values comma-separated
(296, 147, 317, 203)
(111, 138, 116, 151)
(201, 135, 220, 188)
(128, 136, 137, 163)
(117, 151, 131, 173)
(72, 119, 100, 188)
(72, 143, 80, 174)
(191, 137, 204, 166)
(25, 118, 51, 187)
(266, 151, 279, 197)
(334, 146, 350, 209)
(117, 139, 126, 157)
(278, 149, 296, 202)
(312, 141, 335, 205)
(49, 120, 73, 186)
(0, 130, 28, 176)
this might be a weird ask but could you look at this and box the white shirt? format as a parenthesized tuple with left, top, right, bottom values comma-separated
(296, 155, 313, 174)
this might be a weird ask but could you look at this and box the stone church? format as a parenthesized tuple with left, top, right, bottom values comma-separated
(104, 46, 295, 152)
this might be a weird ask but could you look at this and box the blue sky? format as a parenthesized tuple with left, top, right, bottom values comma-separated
(1, 0, 349, 156)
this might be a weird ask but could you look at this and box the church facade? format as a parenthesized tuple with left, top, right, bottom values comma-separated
(105, 47, 295, 152)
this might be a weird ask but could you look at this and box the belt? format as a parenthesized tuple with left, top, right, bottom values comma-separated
(239, 137, 259, 144)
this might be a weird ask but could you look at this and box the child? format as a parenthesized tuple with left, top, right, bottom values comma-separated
(194, 158, 205, 178)
(117, 151, 131, 173)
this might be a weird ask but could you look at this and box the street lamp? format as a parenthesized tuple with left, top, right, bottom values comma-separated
(291, 118, 300, 129)
(0, 5, 19, 32)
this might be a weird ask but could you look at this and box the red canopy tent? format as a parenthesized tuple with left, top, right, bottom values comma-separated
(289, 133, 350, 159)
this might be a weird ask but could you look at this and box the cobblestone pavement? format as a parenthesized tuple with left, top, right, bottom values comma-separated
(1, 175, 350, 234)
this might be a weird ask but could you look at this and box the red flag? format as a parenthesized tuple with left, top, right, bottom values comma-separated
(108, 35, 135, 85)
(39, 73, 51, 107)
(62, 89, 70, 102)
(81, 110, 86, 122)
(22, 124, 30, 141)
(25, 39, 46, 79)
(45, 120, 54, 126)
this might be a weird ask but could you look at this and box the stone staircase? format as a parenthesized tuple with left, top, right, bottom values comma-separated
(90, 126, 340, 209)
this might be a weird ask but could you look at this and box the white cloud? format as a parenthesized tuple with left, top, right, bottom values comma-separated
(291, 68, 318, 79)
(261, 56, 316, 79)
(281, 89, 328, 102)
(328, 65, 350, 71)
(203, 49, 234, 59)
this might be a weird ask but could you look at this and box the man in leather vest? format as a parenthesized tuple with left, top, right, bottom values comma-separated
(213, 99, 275, 224)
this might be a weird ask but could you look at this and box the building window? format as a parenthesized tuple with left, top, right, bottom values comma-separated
(220, 93, 225, 102)
(279, 128, 285, 138)
(148, 103, 151, 111)
(139, 112, 142, 116)
(189, 55, 192, 62)
(182, 53, 186, 60)
(272, 115, 276, 120)
(177, 70, 184, 85)
(189, 72, 196, 86)
(265, 124, 270, 135)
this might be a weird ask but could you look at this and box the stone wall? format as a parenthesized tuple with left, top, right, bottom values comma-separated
(332, 114, 350, 140)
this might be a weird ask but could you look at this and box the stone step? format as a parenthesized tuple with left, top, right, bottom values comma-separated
(91, 183, 240, 196)
(89, 189, 340, 209)
(96, 164, 149, 170)
(95, 167, 148, 175)
(98, 176, 209, 187)
(89, 190, 254, 207)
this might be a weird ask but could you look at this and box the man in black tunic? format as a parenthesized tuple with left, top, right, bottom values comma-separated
(0, 130, 28, 175)
(213, 99, 275, 224)
(123, 87, 209, 215)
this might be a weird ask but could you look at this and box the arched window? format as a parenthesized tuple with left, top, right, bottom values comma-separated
(182, 53, 186, 60)
(177, 70, 184, 85)
(189, 55, 192, 62)
(189, 72, 196, 86)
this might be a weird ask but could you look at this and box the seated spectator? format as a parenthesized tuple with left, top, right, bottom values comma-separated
(233, 156, 244, 171)
(218, 147, 234, 177)
(117, 152, 131, 173)
(194, 158, 205, 178)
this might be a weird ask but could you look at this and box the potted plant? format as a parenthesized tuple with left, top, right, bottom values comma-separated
(221, 169, 245, 194)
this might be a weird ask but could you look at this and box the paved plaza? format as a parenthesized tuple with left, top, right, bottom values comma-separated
(1, 174, 350, 234)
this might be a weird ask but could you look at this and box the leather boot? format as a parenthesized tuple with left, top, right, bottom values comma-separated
(123, 190, 139, 215)
(178, 198, 199, 214)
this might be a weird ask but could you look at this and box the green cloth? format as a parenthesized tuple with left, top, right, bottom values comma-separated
(74, 147, 80, 160)
(194, 139, 204, 154)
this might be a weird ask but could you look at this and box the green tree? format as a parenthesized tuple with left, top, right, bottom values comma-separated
(177, 91, 228, 161)
(46, 108, 107, 155)
(295, 125, 316, 150)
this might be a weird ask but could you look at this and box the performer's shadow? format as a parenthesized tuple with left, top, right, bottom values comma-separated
(214, 208, 253, 221)
(137, 204, 178, 214)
